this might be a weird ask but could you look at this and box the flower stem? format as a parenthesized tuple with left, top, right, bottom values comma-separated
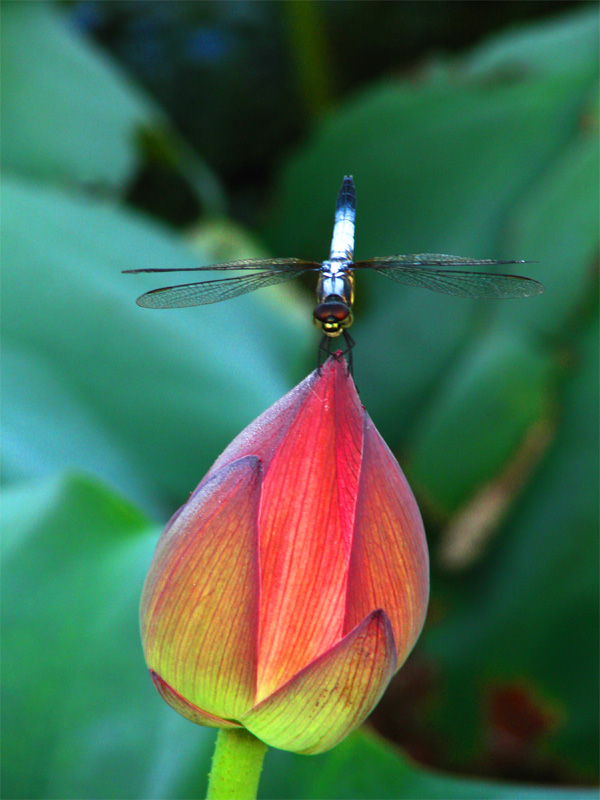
(206, 729, 268, 800)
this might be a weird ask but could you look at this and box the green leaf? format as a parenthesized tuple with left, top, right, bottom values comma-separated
(463, 6, 599, 76)
(2, 175, 313, 513)
(406, 330, 555, 517)
(3, 342, 155, 502)
(2, 2, 158, 191)
(261, 730, 596, 799)
(422, 312, 599, 778)
(1, 474, 214, 800)
(497, 129, 599, 337)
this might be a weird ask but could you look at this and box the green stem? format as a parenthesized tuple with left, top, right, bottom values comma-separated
(283, 1, 335, 119)
(206, 728, 268, 800)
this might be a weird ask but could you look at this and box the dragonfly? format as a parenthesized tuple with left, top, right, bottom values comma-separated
(125, 176, 543, 371)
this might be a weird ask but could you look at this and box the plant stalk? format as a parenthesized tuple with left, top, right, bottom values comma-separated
(206, 728, 268, 800)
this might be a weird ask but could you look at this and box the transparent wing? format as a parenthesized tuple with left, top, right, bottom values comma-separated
(350, 255, 544, 299)
(135, 266, 312, 308)
(124, 258, 319, 274)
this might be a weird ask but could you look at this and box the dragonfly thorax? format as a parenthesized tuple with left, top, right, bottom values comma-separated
(317, 263, 354, 304)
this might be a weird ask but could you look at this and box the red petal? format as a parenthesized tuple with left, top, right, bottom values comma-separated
(256, 359, 364, 699)
(241, 609, 396, 754)
(206, 370, 321, 479)
(344, 413, 429, 669)
(149, 670, 242, 729)
(141, 456, 261, 719)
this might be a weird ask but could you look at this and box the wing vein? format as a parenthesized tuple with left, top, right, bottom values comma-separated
(125, 258, 320, 274)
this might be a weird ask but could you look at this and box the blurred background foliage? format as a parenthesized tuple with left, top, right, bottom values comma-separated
(2, 2, 598, 798)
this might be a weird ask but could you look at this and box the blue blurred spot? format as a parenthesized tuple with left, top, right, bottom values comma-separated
(186, 28, 232, 64)
(68, 1, 105, 34)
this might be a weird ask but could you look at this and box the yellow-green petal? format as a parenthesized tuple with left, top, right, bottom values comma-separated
(149, 670, 242, 729)
(241, 609, 396, 754)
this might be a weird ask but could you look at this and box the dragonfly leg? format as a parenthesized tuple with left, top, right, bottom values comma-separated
(341, 330, 355, 376)
(317, 335, 332, 375)
(318, 332, 355, 376)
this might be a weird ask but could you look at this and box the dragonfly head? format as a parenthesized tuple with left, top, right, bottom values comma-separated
(313, 296, 353, 338)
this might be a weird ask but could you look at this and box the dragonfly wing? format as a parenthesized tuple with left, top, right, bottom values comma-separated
(135, 266, 311, 308)
(351, 256, 544, 299)
(124, 258, 319, 274)
(351, 254, 533, 268)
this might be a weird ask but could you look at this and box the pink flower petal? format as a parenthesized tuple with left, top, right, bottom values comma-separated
(344, 414, 429, 670)
(141, 456, 261, 719)
(206, 370, 321, 479)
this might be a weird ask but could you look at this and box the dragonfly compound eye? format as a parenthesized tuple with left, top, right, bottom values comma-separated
(313, 299, 352, 336)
